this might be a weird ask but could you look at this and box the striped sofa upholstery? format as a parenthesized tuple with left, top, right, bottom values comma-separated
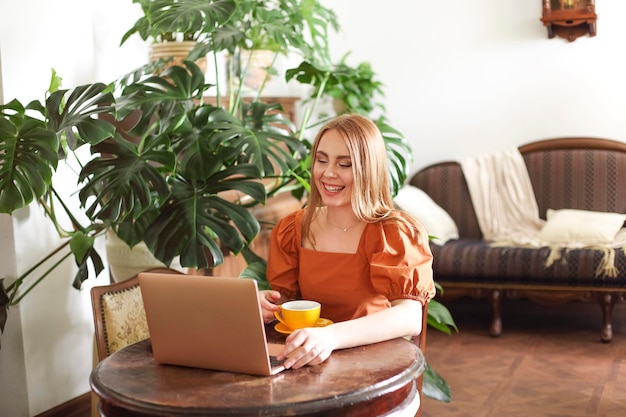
(411, 137, 626, 342)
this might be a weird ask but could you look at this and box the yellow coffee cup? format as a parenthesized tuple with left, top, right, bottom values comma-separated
(274, 300, 321, 330)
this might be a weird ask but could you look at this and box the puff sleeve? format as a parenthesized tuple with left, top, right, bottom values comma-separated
(368, 220, 435, 305)
(266, 210, 302, 300)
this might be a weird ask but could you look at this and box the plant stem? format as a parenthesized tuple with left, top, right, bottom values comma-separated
(254, 52, 279, 102)
(50, 186, 86, 233)
(232, 49, 251, 117)
(10, 250, 73, 306)
(6, 240, 72, 304)
(298, 71, 330, 141)
(227, 54, 235, 112)
(211, 36, 222, 108)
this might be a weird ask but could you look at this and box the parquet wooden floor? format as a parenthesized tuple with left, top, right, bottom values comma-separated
(421, 297, 626, 417)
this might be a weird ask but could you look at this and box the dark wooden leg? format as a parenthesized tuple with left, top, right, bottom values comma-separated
(600, 293, 615, 343)
(489, 289, 502, 337)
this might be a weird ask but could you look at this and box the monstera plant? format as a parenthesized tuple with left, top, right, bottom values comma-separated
(0, 0, 455, 402)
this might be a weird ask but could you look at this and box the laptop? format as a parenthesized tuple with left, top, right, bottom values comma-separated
(138, 272, 286, 376)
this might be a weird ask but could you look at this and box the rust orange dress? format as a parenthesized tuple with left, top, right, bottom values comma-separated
(267, 209, 436, 323)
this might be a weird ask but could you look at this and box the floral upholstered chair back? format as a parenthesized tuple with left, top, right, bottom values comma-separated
(91, 268, 183, 361)
(91, 277, 149, 361)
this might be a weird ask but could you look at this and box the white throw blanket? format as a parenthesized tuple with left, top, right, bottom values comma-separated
(458, 148, 626, 278)
(458, 148, 545, 245)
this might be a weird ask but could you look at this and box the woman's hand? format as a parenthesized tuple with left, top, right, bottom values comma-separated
(277, 326, 336, 369)
(259, 290, 282, 323)
(275, 299, 423, 368)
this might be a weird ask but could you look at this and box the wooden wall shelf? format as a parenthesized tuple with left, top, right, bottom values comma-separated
(541, 0, 597, 42)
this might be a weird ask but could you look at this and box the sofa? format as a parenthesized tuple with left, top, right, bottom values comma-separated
(402, 137, 626, 342)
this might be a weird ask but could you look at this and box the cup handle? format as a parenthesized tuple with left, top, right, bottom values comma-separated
(274, 307, 288, 326)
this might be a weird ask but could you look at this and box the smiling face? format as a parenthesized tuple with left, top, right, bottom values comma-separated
(312, 129, 354, 208)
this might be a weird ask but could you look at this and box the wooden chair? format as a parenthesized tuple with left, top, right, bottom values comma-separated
(90, 267, 183, 417)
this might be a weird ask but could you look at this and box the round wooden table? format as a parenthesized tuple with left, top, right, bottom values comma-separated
(91, 326, 425, 416)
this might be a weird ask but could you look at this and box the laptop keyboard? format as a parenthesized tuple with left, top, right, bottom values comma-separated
(270, 355, 286, 368)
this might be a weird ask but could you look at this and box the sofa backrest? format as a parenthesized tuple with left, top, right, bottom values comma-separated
(410, 137, 626, 240)
(410, 160, 482, 239)
(520, 137, 626, 220)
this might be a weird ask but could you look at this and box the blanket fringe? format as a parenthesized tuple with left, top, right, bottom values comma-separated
(594, 246, 618, 278)
(545, 245, 624, 278)
(546, 246, 565, 268)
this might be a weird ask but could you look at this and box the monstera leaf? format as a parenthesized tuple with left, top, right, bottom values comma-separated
(148, 0, 236, 37)
(238, 102, 306, 175)
(116, 63, 206, 135)
(120, 0, 236, 44)
(78, 134, 175, 225)
(142, 167, 266, 269)
(0, 100, 58, 213)
(45, 83, 115, 150)
(0, 81, 115, 214)
(377, 117, 411, 197)
(423, 363, 452, 402)
(76, 61, 309, 271)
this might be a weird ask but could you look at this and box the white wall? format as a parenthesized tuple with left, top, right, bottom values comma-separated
(0, 214, 29, 417)
(322, 0, 626, 170)
(0, 1, 625, 415)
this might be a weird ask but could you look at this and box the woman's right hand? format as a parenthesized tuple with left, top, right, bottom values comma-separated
(259, 290, 282, 323)
(278, 326, 336, 369)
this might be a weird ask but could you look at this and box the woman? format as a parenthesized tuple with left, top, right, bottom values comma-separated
(260, 114, 435, 370)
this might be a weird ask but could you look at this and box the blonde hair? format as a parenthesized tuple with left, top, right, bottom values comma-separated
(302, 114, 422, 242)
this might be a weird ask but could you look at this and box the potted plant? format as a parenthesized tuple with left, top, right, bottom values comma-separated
(120, 0, 237, 73)
(0, 0, 455, 402)
(291, 53, 385, 117)
(0, 0, 341, 338)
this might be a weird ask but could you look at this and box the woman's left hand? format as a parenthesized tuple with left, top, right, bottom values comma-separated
(259, 290, 282, 323)
(277, 326, 336, 369)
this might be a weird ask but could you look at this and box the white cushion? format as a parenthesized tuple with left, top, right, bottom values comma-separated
(536, 209, 626, 244)
(394, 185, 459, 245)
